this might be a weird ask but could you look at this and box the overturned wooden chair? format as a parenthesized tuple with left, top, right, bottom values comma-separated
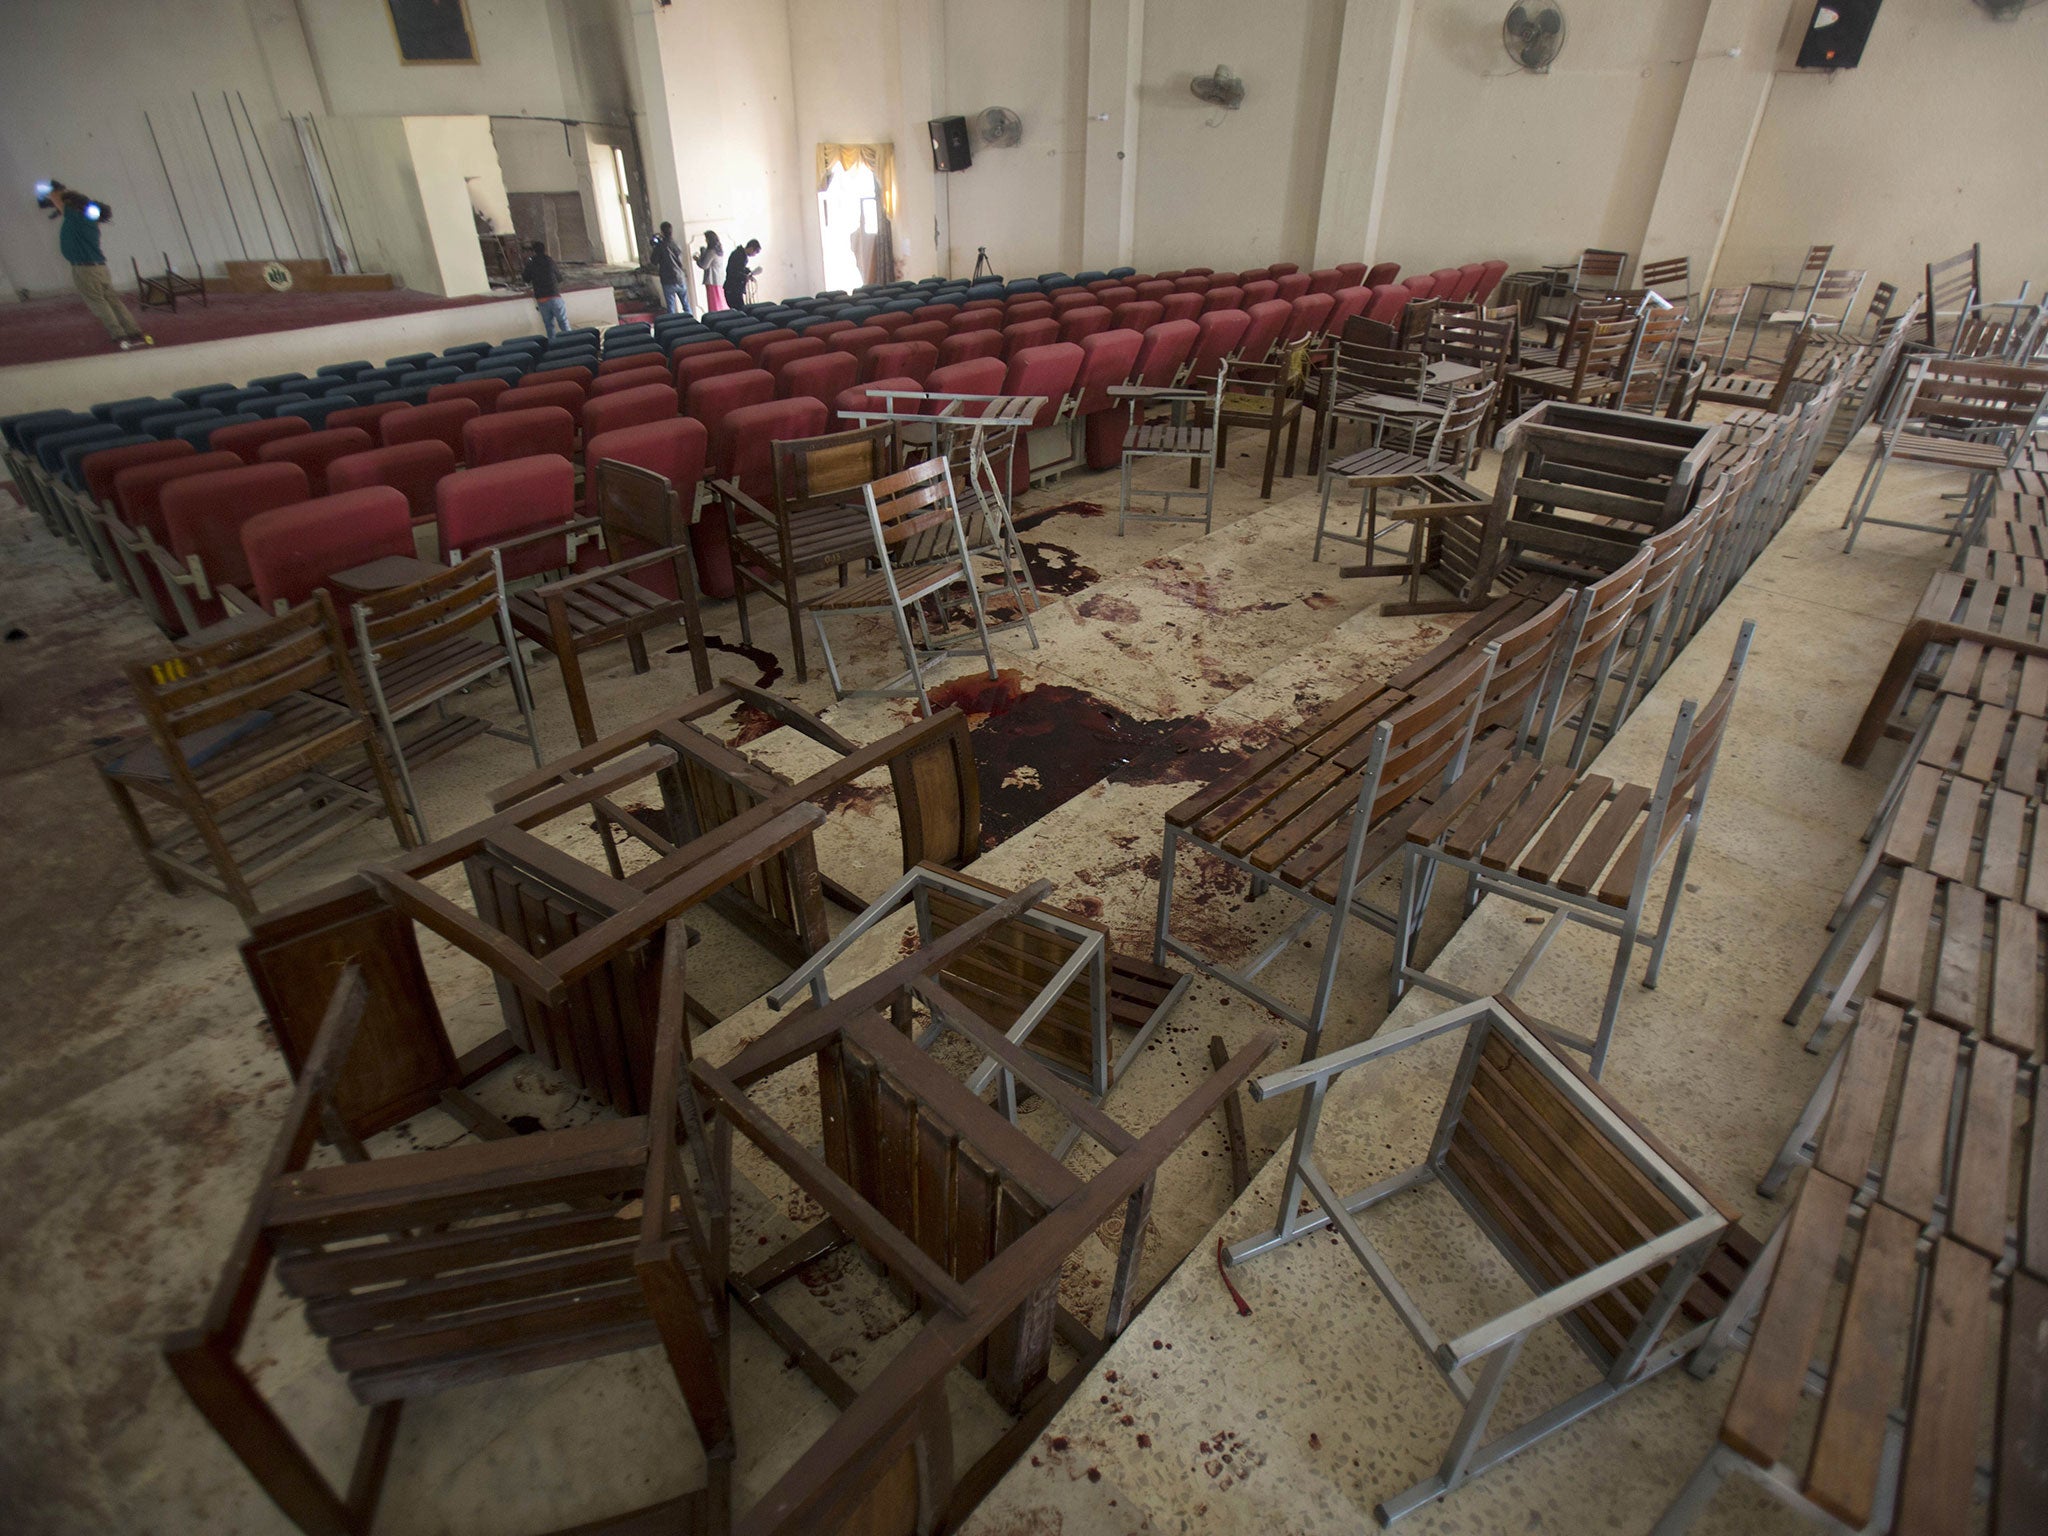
(165, 939, 734, 1536)
(1226, 993, 1740, 1525)
(696, 896, 1280, 1534)
(133, 251, 206, 311)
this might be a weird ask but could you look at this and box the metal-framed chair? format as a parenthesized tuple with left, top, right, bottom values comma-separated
(1391, 620, 1755, 1078)
(1743, 242, 1834, 355)
(1224, 993, 1733, 1525)
(808, 454, 1005, 716)
(1637, 254, 1692, 308)
(1749, 267, 1865, 360)
(1923, 243, 1981, 350)
(1202, 335, 1314, 499)
(1112, 364, 1224, 534)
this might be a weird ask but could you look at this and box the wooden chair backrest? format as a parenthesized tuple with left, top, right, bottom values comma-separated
(1566, 545, 1652, 677)
(1340, 314, 1400, 351)
(1568, 317, 1639, 392)
(1574, 249, 1630, 292)
(1444, 1017, 1689, 1366)
(1397, 296, 1440, 348)
(1638, 256, 1690, 297)
(1370, 645, 1492, 822)
(353, 550, 505, 666)
(1665, 359, 1707, 420)
(1795, 244, 1835, 282)
(1862, 281, 1897, 336)
(1622, 305, 1688, 408)
(884, 708, 982, 869)
(1332, 340, 1425, 402)
(865, 454, 966, 568)
(1423, 310, 1515, 374)
(1422, 381, 1498, 466)
(1898, 358, 2048, 434)
(1924, 243, 1982, 343)
(1809, 268, 1866, 316)
(593, 457, 682, 554)
(131, 588, 353, 754)
(1557, 298, 1628, 365)
(1476, 585, 1578, 744)
(772, 422, 897, 516)
(921, 877, 1102, 1078)
(1667, 618, 1754, 809)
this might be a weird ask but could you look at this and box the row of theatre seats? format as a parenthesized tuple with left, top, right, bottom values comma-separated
(2, 256, 1505, 643)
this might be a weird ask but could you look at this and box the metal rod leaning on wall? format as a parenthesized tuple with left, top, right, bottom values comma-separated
(239, 91, 303, 261)
(144, 110, 201, 274)
(225, 92, 278, 259)
(308, 117, 360, 276)
(193, 91, 249, 261)
(288, 116, 345, 271)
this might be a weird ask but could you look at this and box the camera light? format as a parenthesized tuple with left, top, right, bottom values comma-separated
(34, 180, 52, 198)
(84, 202, 102, 222)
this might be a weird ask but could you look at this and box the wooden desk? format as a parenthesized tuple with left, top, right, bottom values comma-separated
(330, 554, 443, 597)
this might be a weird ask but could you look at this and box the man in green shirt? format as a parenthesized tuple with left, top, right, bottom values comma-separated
(40, 181, 150, 350)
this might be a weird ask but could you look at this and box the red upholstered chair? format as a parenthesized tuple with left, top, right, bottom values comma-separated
(244, 487, 414, 614)
(1085, 278, 1120, 294)
(211, 417, 310, 464)
(805, 319, 858, 343)
(1006, 300, 1054, 325)
(435, 454, 577, 578)
(1335, 262, 1368, 287)
(949, 309, 1002, 334)
(1184, 266, 1214, 277)
(867, 310, 913, 333)
(894, 321, 948, 349)
(1446, 264, 1485, 302)
(863, 340, 938, 385)
(589, 369, 664, 400)
(428, 376, 513, 411)
(779, 351, 860, 409)
(1058, 306, 1114, 345)
(1075, 328, 1147, 470)
(1186, 308, 1252, 384)
(1159, 291, 1204, 325)
(1282, 292, 1337, 343)
(581, 416, 711, 600)
(1326, 285, 1374, 335)
(83, 439, 190, 511)
(832, 376, 920, 430)
(719, 397, 831, 511)
(758, 336, 827, 379)
(938, 329, 1006, 367)
(960, 298, 1005, 315)
(1202, 285, 1245, 313)
(675, 350, 757, 397)
(739, 328, 798, 362)
(1095, 285, 1137, 308)
(597, 352, 668, 378)
(1429, 267, 1464, 298)
(1274, 272, 1312, 302)
(1472, 260, 1508, 303)
(582, 382, 679, 441)
(1363, 261, 1401, 287)
(327, 402, 410, 437)
(1132, 319, 1200, 390)
(1236, 268, 1271, 286)
(256, 427, 374, 496)
(669, 339, 738, 365)
(998, 342, 1084, 494)
(497, 382, 586, 429)
(1109, 301, 1163, 333)
(381, 399, 480, 455)
(327, 440, 457, 527)
(1051, 290, 1098, 313)
(687, 370, 776, 456)
(107, 450, 238, 627)
(1268, 261, 1300, 277)
(1241, 279, 1279, 306)
(160, 463, 314, 626)
(923, 357, 1007, 405)
(1307, 268, 1348, 296)
(910, 304, 957, 325)
(1402, 274, 1437, 300)
(1134, 279, 1173, 304)
(1365, 284, 1411, 327)
(1154, 270, 1183, 282)
(1237, 299, 1293, 366)
(1001, 318, 1060, 360)
(833, 326, 891, 368)
(463, 406, 575, 469)
(1173, 275, 1211, 295)
(522, 365, 595, 391)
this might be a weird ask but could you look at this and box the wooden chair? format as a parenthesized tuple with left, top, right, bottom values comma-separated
(1201, 335, 1314, 499)
(133, 251, 206, 311)
(1618, 301, 1689, 412)
(1742, 242, 1833, 354)
(722, 423, 896, 683)
(1157, 645, 1495, 1055)
(505, 457, 714, 746)
(1228, 993, 1736, 1525)
(94, 592, 415, 918)
(808, 455, 1004, 717)
(1506, 315, 1636, 411)
(1392, 620, 1754, 1077)
(1569, 247, 1631, 300)
(165, 943, 733, 1536)
(1418, 308, 1518, 443)
(1311, 339, 1431, 473)
(1112, 366, 1223, 534)
(1395, 294, 1441, 349)
(1638, 254, 1692, 308)
(1924, 242, 1982, 349)
(695, 903, 1280, 1535)
(1749, 267, 1864, 360)
(1697, 319, 1815, 413)
(771, 862, 1192, 1155)
(345, 550, 542, 839)
(1524, 295, 1628, 368)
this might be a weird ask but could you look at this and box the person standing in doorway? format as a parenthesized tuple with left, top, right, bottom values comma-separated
(651, 221, 690, 316)
(39, 180, 149, 350)
(723, 238, 761, 311)
(695, 229, 726, 312)
(522, 239, 568, 339)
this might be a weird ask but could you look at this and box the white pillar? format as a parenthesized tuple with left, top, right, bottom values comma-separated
(1080, 0, 1142, 273)
(1312, 0, 1414, 269)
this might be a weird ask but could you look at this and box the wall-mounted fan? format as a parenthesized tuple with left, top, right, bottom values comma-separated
(975, 106, 1023, 148)
(1503, 3, 1567, 72)
(1190, 66, 1245, 110)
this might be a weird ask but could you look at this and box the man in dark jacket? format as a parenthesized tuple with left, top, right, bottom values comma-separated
(522, 240, 568, 338)
(651, 221, 690, 316)
(723, 239, 761, 310)
(40, 180, 149, 349)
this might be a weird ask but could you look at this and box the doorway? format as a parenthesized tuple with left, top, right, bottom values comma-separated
(818, 159, 880, 293)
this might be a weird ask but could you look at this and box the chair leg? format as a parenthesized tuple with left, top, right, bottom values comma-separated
(1152, 824, 1180, 968)
(1312, 473, 1336, 563)
(1642, 820, 1701, 988)
(956, 567, 1000, 684)
(1391, 844, 1425, 1010)
(1258, 426, 1279, 500)
(357, 725, 420, 852)
(1117, 450, 1133, 536)
(889, 598, 934, 718)
(1589, 913, 1640, 1079)
(811, 610, 848, 701)
(1645, 1446, 1732, 1536)
(101, 775, 179, 893)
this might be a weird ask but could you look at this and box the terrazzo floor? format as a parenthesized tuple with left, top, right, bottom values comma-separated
(0, 413, 1952, 1534)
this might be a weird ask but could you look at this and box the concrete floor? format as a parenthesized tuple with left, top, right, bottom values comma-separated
(0, 415, 1950, 1534)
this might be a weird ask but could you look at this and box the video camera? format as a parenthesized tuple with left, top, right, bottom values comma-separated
(36, 179, 102, 222)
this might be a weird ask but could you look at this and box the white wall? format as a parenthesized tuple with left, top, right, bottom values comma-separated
(1716, 0, 2048, 301)
(295, 0, 617, 119)
(400, 117, 500, 294)
(311, 117, 439, 292)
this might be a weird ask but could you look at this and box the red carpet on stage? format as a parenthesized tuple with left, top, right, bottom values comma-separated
(0, 287, 513, 369)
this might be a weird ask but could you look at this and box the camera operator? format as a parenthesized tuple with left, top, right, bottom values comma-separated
(38, 180, 150, 351)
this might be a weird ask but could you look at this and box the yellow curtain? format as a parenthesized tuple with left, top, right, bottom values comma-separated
(816, 142, 899, 283)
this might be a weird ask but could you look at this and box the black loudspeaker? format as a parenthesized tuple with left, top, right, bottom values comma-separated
(1795, 1, 1881, 69)
(929, 116, 972, 173)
